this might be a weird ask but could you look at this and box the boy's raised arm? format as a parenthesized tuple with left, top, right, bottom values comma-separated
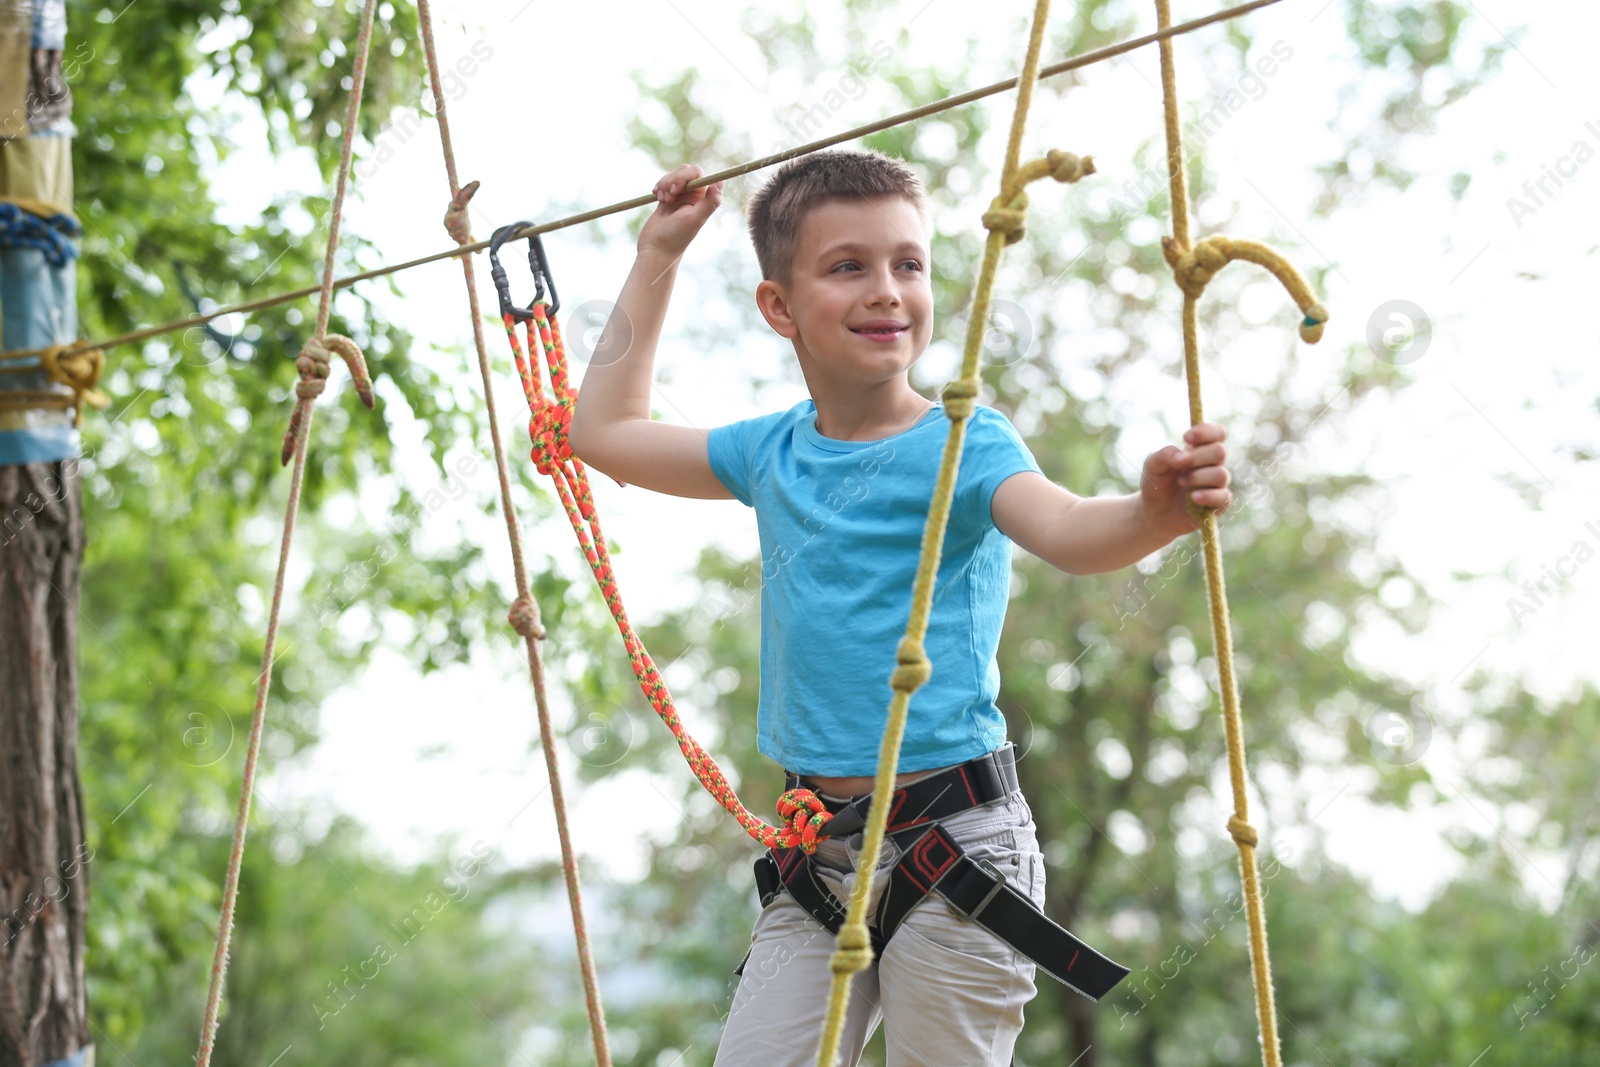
(992, 424, 1233, 574)
(569, 165, 732, 500)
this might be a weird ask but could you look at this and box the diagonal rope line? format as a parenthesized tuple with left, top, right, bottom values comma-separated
(194, 3, 380, 1066)
(0, 0, 1282, 369)
(415, 2, 612, 1063)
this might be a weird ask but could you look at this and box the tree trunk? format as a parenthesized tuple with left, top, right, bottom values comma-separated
(0, 459, 89, 1067)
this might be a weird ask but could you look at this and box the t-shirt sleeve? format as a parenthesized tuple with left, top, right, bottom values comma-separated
(957, 406, 1044, 528)
(707, 419, 756, 507)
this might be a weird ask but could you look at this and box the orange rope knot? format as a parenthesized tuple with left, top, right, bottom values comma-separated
(1160, 235, 1329, 343)
(527, 395, 576, 476)
(776, 788, 833, 853)
(507, 594, 545, 640)
(443, 179, 480, 248)
(281, 334, 376, 465)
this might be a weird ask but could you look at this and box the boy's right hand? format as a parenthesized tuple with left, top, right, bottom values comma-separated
(638, 164, 724, 259)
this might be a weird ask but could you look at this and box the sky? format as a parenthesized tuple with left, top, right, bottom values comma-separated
(183, 0, 1600, 923)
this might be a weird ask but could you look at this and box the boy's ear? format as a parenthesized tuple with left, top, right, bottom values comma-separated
(755, 278, 800, 339)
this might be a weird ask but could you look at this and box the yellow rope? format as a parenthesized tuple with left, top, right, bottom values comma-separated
(811, 0, 1094, 1062)
(1151, 2, 1329, 1064)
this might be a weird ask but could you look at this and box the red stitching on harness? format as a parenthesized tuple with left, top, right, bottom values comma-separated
(956, 765, 977, 806)
(904, 830, 959, 893)
(885, 787, 924, 832)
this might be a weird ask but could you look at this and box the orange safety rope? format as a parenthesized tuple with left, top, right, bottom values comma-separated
(194, 2, 379, 1065)
(414, 2, 613, 1062)
(501, 295, 836, 853)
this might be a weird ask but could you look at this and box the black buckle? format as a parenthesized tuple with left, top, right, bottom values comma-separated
(487, 222, 561, 321)
(947, 857, 1008, 924)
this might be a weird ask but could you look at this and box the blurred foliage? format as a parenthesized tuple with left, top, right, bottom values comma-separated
(66, 0, 621, 1059)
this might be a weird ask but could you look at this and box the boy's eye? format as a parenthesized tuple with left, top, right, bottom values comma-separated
(831, 259, 925, 273)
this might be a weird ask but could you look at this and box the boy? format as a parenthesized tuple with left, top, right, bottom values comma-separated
(569, 148, 1232, 1066)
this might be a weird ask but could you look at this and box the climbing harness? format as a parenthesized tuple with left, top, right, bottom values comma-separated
(743, 744, 1130, 1002)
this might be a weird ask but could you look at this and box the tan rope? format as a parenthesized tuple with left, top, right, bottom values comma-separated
(1151, 2, 1328, 1064)
(194, 3, 380, 1064)
(0, 0, 1281, 371)
(810, 0, 1095, 1062)
(0, 344, 108, 426)
(416, 2, 612, 1063)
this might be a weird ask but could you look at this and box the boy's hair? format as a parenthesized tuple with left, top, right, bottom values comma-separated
(746, 147, 926, 288)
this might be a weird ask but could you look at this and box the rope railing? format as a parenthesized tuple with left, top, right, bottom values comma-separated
(0, 0, 1282, 372)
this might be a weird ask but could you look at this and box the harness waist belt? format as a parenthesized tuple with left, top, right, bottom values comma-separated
(742, 745, 1131, 1002)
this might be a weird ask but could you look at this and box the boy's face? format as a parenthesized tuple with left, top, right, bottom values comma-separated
(756, 195, 933, 390)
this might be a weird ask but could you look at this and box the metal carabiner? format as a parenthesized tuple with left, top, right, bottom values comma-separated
(488, 222, 561, 320)
(488, 221, 536, 321)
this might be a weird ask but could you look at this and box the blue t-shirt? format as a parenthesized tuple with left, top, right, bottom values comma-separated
(706, 399, 1043, 777)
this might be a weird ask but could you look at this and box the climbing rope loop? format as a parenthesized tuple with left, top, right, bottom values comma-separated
(488, 228, 839, 856)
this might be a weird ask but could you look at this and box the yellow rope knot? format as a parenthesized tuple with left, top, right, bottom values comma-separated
(40, 343, 110, 427)
(981, 189, 1031, 246)
(939, 377, 979, 421)
(890, 635, 932, 693)
(1043, 148, 1096, 184)
(280, 334, 376, 465)
(443, 179, 480, 248)
(981, 149, 1097, 246)
(829, 923, 874, 976)
(507, 594, 545, 640)
(1226, 813, 1259, 849)
(1161, 235, 1329, 343)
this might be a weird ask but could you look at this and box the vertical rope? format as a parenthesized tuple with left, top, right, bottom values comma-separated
(415, 2, 612, 1062)
(1150, 2, 1325, 1063)
(194, 2, 380, 1064)
(810, 0, 1094, 1061)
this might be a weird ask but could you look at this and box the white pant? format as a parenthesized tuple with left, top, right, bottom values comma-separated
(713, 790, 1047, 1067)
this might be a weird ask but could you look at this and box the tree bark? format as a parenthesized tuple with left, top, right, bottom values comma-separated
(0, 459, 90, 1067)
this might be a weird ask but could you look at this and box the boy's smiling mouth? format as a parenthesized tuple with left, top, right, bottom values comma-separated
(850, 320, 910, 341)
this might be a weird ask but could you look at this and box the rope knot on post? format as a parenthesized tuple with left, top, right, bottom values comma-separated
(507, 594, 545, 640)
(527, 395, 576, 476)
(443, 179, 480, 248)
(40, 343, 109, 426)
(1226, 813, 1259, 849)
(939, 377, 979, 421)
(829, 923, 875, 975)
(281, 334, 375, 465)
(776, 789, 832, 854)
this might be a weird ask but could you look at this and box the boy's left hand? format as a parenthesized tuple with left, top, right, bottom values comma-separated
(1140, 422, 1232, 538)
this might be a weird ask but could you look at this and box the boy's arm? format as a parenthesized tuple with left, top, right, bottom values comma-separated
(992, 423, 1233, 575)
(569, 165, 732, 500)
